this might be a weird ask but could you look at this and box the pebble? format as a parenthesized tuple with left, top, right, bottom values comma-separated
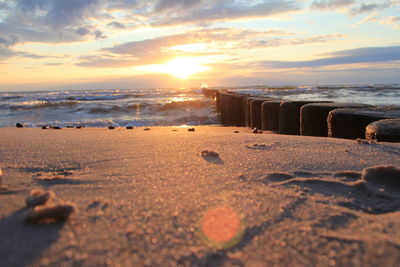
(53, 126, 62, 130)
(355, 138, 369, 144)
(42, 126, 48, 129)
(25, 203, 76, 224)
(234, 131, 240, 133)
(126, 126, 134, 130)
(252, 128, 262, 134)
(16, 123, 24, 128)
(76, 126, 82, 129)
(238, 175, 247, 182)
(108, 126, 116, 130)
(144, 128, 151, 131)
(201, 150, 220, 158)
(66, 125, 74, 128)
(188, 128, 195, 132)
(25, 189, 55, 208)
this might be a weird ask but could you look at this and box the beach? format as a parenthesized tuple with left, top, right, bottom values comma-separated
(1, 127, 400, 266)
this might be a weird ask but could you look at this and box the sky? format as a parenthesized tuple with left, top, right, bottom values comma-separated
(0, 0, 399, 91)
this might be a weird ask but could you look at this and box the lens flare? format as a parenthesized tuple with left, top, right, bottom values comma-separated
(199, 206, 244, 249)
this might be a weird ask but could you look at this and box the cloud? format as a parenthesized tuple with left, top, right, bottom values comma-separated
(76, 55, 138, 68)
(0, 0, 301, 49)
(257, 46, 400, 69)
(310, 0, 355, 10)
(94, 30, 106, 40)
(108, 21, 126, 29)
(150, 0, 300, 26)
(16, 0, 49, 12)
(44, 62, 63, 66)
(0, 35, 19, 47)
(0, 46, 52, 60)
(104, 28, 289, 56)
(106, 0, 141, 10)
(15, 0, 102, 29)
(379, 16, 400, 28)
(350, 1, 399, 15)
(77, 28, 344, 68)
(0, 1, 104, 44)
(76, 27, 91, 36)
(153, 0, 200, 13)
(243, 33, 343, 48)
(77, 28, 291, 67)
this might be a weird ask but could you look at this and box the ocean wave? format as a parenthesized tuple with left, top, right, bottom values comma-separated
(86, 100, 213, 114)
(156, 100, 214, 112)
(167, 115, 219, 125)
(0, 94, 23, 101)
(88, 103, 151, 114)
(18, 114, 218, 128)
(7, 101, 79, 110)
(293, 86, 319, 91)
(63, 93, 138, 101)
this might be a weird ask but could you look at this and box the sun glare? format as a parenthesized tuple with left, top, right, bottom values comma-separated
(144, 57, 210, 79)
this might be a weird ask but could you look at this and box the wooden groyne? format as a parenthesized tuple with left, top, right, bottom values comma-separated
(203, 88, 400, 142)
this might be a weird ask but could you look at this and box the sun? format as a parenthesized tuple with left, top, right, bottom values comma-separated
(144, 57, 210, 79)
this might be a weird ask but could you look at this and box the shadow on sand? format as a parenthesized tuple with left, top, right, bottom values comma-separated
(0, 208, 65, 266)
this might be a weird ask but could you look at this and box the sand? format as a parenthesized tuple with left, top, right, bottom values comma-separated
(0, 126, 400, 266)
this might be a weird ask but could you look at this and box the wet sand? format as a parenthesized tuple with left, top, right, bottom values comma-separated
(0, 127, 400, 266)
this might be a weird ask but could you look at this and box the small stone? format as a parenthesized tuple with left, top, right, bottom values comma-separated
(126, 126, 134, 130)
(238, 175, 247, 182)
(66, 125, 73, 128)
(356, 138, 370, 144)
(42, 126, 48, 129)
(108, 126, 115, 130)
(25, 189, 55, 208)
(16, 123, 24, 128)
(52, 126, 62, 130)
(201, 150, 220, 158)
(144, 128, 151, 131)
(234, 131, 240, 133)
(76, 126, 82, 129)
(188, 128, 195, 132)
(24, 203, 76, 224)
(252, 128, 262, 134)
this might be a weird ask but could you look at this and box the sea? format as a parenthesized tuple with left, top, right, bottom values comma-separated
(0, 85, 399, 128)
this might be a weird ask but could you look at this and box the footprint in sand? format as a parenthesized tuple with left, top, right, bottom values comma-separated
(87, 199, 109, 222)
(0, 167, 20, 195)
(263, 170, 327, 184)
(333, 171, 362, 181)
(201, 151, 224, 165)
(291, 171, 315, 178)
(87, 199, 109, 211)
(361, 165, 400, 197)
(263, 173, 293, 183)
(33, 169, 92, 187)
(246, 143, 279, 150)
(312, 212, 359, 230)
(264, 165, 400, 214)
